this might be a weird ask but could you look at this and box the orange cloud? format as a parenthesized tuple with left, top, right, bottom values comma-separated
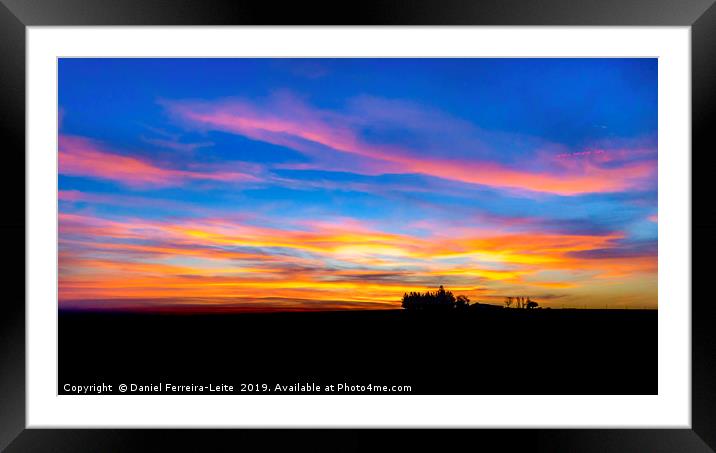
(59, 211, 656, 308)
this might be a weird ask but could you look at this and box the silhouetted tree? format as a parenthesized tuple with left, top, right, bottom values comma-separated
(455, 295, 470, 310)
(504, 295, 539, 309)
(435, 285, 455, 309)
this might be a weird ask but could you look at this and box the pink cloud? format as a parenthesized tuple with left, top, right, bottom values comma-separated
(59, 135, 260, 188)
(165, 96, 656, 196)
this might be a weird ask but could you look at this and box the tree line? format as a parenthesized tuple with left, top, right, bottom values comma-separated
(401, 286, 540, 311)
(401, 285, 469, 311)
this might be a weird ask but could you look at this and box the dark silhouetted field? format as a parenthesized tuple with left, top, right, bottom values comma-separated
(58, 308, 656, 395)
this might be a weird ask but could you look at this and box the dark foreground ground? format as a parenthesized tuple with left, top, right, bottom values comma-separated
(58, 308, 656, 395)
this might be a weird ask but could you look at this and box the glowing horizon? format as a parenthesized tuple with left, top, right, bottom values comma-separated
(58, 58, 658, 311)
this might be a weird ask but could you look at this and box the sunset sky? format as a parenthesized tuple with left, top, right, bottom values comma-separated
(58, 58, 657, 311)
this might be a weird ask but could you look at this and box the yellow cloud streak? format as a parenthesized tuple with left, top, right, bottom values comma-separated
(59, 214, 655, 307)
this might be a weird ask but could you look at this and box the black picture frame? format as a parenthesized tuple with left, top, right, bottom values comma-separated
(2, 0, 713, 451)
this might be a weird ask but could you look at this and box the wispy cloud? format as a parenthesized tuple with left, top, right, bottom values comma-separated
(164, 94, 656, 195)
(59, 210, 655, 307)
(141, 136, 214, 153)
(59, 135, 260, 188)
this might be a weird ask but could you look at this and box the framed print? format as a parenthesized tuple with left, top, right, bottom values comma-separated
(3, 0, 714, 451)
